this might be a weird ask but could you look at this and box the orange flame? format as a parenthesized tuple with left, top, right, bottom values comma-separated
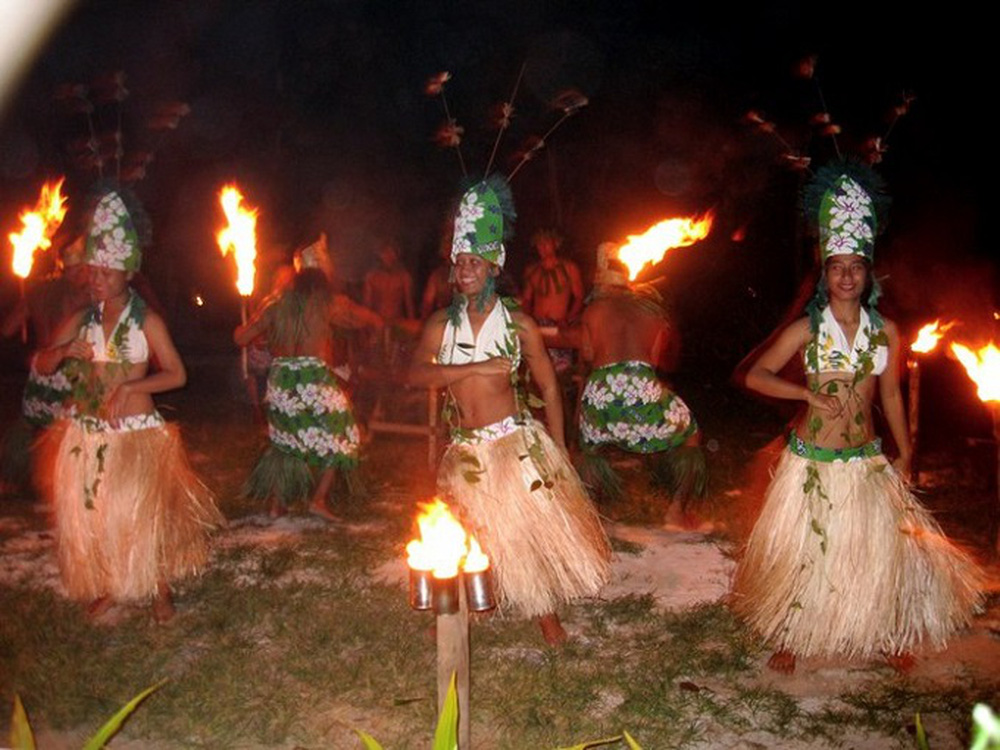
(616, 212, 713, 281)
(464, 536, 490, 573)
(405, 498, 488, 578)
(9, 179, 68, 279)
(216, 184, 258, 296)
(950, 342, 1000, 403)
(911, 320, 956, 354)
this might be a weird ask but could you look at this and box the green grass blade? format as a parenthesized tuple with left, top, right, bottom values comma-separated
(82, 680, 166, 750)
(914, 712, 929, 750)
(9, 695, 37, 750)
(623, 731, 644, 750)
(353, 729, 385, 750)
(432, 672, 459, 750)
(554, 737, 623, 750)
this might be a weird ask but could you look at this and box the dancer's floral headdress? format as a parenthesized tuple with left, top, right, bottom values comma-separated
(85, 187, 146, 271)
(450, 177, 516, 268)
(429, 66, 585, 272)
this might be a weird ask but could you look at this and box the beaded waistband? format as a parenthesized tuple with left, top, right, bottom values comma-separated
(788, 432, 882, 463)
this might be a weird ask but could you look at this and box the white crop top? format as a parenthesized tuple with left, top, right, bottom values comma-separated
(805, 306, 887, 376)
(438, 297, 521, 368)
(83, 292, 150, 364)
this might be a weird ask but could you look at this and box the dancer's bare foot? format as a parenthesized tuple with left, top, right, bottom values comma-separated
(767, 650, 796, 674)
(885, 651, 915, 674)
(307, 501, 342, 523)
(152, 582, 175, 623)
(539, 613, 567, 646)
(86, 596, 112, 619)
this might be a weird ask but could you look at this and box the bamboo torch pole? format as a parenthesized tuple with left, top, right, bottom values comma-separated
(19, 277, 27, 343)
(992, 404, 1000, 557)
(436, 583, 470, 748)
(240, 298, 248, 379)
(907, 358, 921, 484)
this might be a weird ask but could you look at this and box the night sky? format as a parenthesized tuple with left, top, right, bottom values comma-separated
(0, 0, 993, 364)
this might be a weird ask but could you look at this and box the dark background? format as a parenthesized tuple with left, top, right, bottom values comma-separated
(0, 1, 994, 443)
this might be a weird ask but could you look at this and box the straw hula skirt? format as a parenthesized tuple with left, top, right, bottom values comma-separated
(42, 412, 222, 602)
(731, 435, 982, 659)
(437, 416, 611, 619)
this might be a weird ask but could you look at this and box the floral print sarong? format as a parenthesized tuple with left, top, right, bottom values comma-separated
(265, 357, 359, 469)
(580, 360, 696, 453)
(23, 363, 73, 427)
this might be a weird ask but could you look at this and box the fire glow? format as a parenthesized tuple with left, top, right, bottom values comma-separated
(9, 179, 68, 279)
(950, 342, 1000, 403)
(911, 320, 956, 354)
(216, 184, 258, 297)
(406, 498, 488, 579)
(616, 212, 714, 281)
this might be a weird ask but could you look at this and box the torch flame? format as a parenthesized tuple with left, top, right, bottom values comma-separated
(616, 211, 713, 281)
(950, 342, 1000, 403)
(9, 179, 68, 279)
(463, 536, 490, 573)
(911, 320, 956, 354)
(216, 184, 258, 297)
(406, 499, 469, 578)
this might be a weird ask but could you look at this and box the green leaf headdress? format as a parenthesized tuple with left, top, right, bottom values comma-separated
(83, 182, 150, 272)
(450, 175, 516, 269)
(802, 162, 890, 331)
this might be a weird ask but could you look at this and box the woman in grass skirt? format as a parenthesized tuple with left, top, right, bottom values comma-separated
(731, 166, 982, 673)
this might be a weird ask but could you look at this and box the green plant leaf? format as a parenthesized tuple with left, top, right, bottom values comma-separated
(914, 712, 929, 750)
(82, 680, 166, 750)
(354, 729, 385, 750)
(432, 672, 459, 750)
(553, 736, 623, 750)
(10, 695, 36, 750)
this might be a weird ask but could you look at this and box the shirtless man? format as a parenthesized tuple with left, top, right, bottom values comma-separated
(578, 243, 704, 512)
(236, 239, 382, 520)
(410, 181, 609, 646)
(522, 229, 584, 324)
(363, 241, 416, 325)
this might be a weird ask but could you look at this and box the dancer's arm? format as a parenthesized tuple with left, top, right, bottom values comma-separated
(34, 310, 90, 374)
(745, 317, 840, 415)
(408, 310, 508, 388)
(105, 312, 186, 421)
(517, 311, 565, 448)
(878, 319, 912, 476)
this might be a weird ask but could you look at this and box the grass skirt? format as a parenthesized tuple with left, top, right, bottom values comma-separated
(438, 418, 611, 618)
(731, 447, 983, 658)
(40, 415, 222, 602)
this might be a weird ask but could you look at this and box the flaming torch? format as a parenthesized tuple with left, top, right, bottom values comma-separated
(616, 212, 714, 282)
(406, 498, 495, 748)
(8, 179, 68, 341)
(950, 341, 1000, 554)
(215, 184, 258, 377)
(908, 320, 955, 482)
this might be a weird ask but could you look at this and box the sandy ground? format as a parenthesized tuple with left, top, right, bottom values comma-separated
(4, 509, 1000, 749)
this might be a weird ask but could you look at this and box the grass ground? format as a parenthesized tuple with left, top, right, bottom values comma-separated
(1, 359, 997, 749)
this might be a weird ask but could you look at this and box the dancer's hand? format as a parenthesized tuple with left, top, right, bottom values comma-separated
(805, 390, 842, 417)
(63, 338, 93, 361)
(477, 357, 513, 377)
(105, 382, 132, 426)
(892, 454, 912, 482)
